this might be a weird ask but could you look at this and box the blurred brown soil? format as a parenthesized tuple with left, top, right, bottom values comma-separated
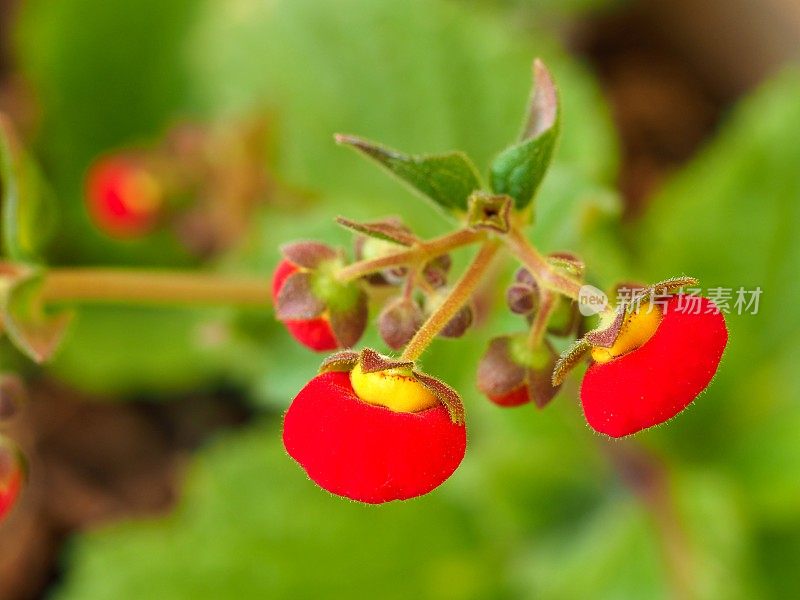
(0, 382, 250, 600)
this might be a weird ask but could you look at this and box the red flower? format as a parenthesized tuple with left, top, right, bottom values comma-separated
(581, 295, 727, 437)
(272, 259, 338, 351)
(86, 155, 163, 238)
(283, 370, 466, 503)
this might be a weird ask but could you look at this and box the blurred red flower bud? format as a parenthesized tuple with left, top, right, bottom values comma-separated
(86, 155, 163, 238)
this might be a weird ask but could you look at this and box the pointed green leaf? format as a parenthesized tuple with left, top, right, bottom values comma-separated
(490, 59, 560, 209)
(336, 134, 482, 213)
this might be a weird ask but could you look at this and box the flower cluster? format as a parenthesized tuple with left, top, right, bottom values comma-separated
(277, 60, 728, 503)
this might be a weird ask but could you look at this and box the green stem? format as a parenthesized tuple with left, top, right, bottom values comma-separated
(40, 268, 271, 306)
(336, 228, 485, 282)
(401, 239, 501, 362)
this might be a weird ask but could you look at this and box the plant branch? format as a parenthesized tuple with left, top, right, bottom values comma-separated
(40, 268, 272, 306)
(336, 228, 485, 282)
(527, 290, 556, 349)
(401, 239, 501, 362)
(504, 226, 582, 300)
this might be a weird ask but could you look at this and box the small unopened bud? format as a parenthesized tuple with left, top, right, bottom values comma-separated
(422, 254, 452, 289)
(506, 284, 538, 315)
(378, 297, 425, 350)
(477, 335, 560, 409)
(514, 267, 537, 288)
(477, 336, 527, 404)
(439, 304, 473, 338)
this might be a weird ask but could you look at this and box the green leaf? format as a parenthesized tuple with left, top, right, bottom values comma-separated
(336, 134, 482, 213)
(490, 59, 560, 209)
(55, 424, 508, 599)
(0, 116, 56, 261)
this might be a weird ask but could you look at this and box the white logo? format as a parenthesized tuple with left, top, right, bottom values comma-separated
(578, 285, 609, 316)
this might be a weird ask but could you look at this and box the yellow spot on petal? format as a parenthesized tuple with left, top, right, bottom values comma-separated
(350, 362, 439, 413)
(591, 303, 663, 364)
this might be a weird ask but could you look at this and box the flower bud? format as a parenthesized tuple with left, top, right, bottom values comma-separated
(378, 297, 424, 350)
(514, 267, 537, 288)
(439, 304, 473, 338)
(422, 254, 452, 289)
(272, 242, 368, 351)
(506, 283, 538, 315)
(85, 154, 163, 238)
(477, 335, 560, 408)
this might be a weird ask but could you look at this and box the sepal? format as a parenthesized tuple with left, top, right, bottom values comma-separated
(274, 271, 325, 320)
(280, 241, 338, 270)
(336, 216, 416, 246)
(466, 192, 512, 233)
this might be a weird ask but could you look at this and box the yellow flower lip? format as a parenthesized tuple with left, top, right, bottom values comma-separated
(591, 303, 663, 364)
(350, 362, 440, 413)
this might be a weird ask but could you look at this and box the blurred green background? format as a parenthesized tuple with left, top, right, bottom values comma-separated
(0, 0, 799, 597)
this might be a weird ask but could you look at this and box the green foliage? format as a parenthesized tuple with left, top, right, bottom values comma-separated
(0, 119, 55, 261)
(16, 0, 201, 267)
(54, 424, 510, 600)
(336, 135, 482, 214)
(489, 61, 560, 209)
(188, 0, 617, 222)
(631, 68, 800, 595)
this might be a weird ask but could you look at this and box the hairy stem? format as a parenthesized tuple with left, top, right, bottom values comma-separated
(401, 239, 501, 362)
(504, 226, 582, 299)
(336, 228, 485, 282)
(527, 290, 556, 349)
(40, 268, 272, 306)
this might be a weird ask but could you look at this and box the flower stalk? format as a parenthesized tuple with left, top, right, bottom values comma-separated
(40, 268, 272, 307)
(336, 228, 485, 283)
(504, 226, 582, 300)
(527, 290, 556, 349)
(401, 239, 500, 361)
